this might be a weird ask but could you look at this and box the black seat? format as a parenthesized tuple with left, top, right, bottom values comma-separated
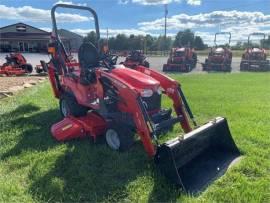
(78, 42, 99, 85)
(78, 42, 99, 70)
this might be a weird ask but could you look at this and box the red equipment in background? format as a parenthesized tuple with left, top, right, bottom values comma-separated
(121, 50, 150, 68)
(0, 53, 33, 76)
(163, 47, 197, 72)
(240, 33, 270, 71)
(202, 32, 232, 72)
(44, 4, 240, 193)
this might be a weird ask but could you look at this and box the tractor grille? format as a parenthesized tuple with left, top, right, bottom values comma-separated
(142, 92, 161, 111)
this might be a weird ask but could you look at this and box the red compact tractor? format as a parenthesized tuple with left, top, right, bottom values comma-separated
(44, 4, 240, 192)
(0, 53, 33, 76)
(163, 47, 197, 72)
(121, 50, 150, 68)
(202, 32, 232, 72)
(240, 33, 270, 71)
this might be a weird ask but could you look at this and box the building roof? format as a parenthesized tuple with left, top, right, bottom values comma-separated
(58, 29, 83, 40)
(0, 23, 83, 46)
(0, 22, 50, 34)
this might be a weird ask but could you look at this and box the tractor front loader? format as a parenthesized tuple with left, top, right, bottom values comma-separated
(45, 4, 240, 193)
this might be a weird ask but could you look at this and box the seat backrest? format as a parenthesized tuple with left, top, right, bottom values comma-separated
(78, 42, 99, 70)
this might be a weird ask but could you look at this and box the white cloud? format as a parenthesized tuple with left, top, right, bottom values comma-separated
(70, 28, 152, 37)
(186, 0, 201, 6)
(118, 0, 129, 4)
(54, 1, 87, 6)
(39, 27, 52, 32)
(0, 4, 90, 23)
(120, 0, 202, 6)
(122, 0, 181, 5)
(138, 10, 270, 31)
(138, 10, 270, 45)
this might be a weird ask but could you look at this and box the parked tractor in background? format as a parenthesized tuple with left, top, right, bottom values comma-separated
(240, 33, 270, 71)
(121, 50, 150, 68)
(163, 47, 197, 72)
(0, 53, 33, 76)
(202, 32, 232, 72)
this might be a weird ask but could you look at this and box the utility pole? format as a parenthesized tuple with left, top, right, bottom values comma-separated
(164, 4, 168, 39)
(106, 28, 109, 47)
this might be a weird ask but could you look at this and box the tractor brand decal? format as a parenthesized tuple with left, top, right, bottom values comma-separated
(62, 124, 73, 131)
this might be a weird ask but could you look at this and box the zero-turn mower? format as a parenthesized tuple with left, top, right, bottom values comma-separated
(0, 53, 33, 76)
(202, 32, 232, 72)
(240, 33, 270, 71)
(44, 4, 240, 193)
(121, 50, 150, 68)
(163, 47, 197, 72)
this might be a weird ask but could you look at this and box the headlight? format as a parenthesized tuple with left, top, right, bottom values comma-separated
(141, 89, 153, 97)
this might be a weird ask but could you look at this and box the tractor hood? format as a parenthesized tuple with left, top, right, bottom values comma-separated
(111, 66, 160, 90)
(214, 47, 224, 53)
(251, 48, 263, 53)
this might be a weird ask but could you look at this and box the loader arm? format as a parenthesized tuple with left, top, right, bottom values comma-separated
(96, 69, 156, 157)
(135, 66, 192, 132)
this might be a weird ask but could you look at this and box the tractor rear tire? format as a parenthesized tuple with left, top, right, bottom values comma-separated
(21, 64, 33, 73)
(105, 123, 135, 151)
(59, 93, 88, 117)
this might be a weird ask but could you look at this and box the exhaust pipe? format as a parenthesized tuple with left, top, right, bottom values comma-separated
(155, 117, 240, 193)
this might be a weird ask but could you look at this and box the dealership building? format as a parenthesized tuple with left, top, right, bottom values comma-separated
(0, 22, 83, 52)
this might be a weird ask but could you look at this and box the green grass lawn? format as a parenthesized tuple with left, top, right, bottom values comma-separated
(0, 73, 270, 202)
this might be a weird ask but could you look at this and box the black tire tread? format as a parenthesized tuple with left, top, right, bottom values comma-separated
(59, 93, 88, 117)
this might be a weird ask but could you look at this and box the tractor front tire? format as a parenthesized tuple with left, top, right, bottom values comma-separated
(105, 124, 134, 151)
(59, 93, 88, 117)
(21, 64, 33, 73)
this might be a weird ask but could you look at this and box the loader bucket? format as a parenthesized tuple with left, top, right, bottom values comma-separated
(155, 117, 240, 193)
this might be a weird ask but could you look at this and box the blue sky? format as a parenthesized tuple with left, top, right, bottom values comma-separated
(0, 0, 269, 44)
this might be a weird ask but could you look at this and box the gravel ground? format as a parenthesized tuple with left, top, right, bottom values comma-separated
(0, 76, 46, 92)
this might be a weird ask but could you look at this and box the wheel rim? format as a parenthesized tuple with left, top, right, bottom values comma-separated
(106, 129, 120, 150)
(61, 99, 69, 117)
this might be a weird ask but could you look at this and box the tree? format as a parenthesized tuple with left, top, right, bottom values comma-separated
(144, 34, 154, 51)
(83, 31, 97, 47)
(153, 36, 172, 51)
(173, 29, 195, 47)
(194, 36, 205, 50)
(113, 34, 129, 50)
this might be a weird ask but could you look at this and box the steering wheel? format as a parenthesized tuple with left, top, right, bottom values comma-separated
(110, 54, 118, 65)
(101, 54, 118, 69)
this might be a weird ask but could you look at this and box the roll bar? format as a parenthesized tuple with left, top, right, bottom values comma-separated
(214, 32, 231, 46)
(248, 33, 266, 48)
(51, 4, 100, 41)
